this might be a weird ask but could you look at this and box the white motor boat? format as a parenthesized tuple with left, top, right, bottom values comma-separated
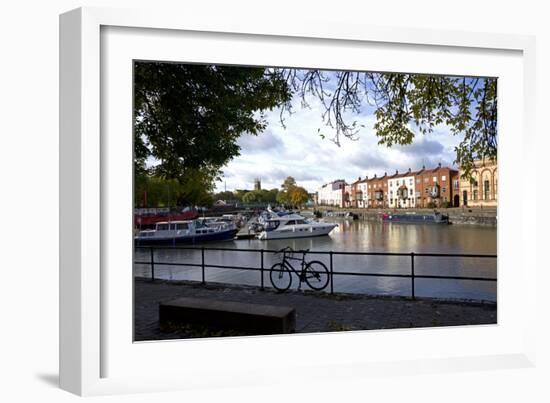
(257, 214, 337, 240)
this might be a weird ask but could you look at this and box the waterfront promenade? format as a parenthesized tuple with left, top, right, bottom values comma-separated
(134, 277, 496, 341)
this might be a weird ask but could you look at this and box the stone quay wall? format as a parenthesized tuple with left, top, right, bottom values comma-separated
(311, 206, 497, 226)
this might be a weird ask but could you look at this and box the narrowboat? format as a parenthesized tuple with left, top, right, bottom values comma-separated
(382, 211, 450, 224)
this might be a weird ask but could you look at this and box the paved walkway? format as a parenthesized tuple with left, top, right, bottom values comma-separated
(134, 277, 496, 341)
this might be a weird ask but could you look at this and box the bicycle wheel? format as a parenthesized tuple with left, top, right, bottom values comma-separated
(270, 263, 292, 291)
(304, 260, 330, 290)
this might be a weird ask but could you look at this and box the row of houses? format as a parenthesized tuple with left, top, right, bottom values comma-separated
(316, 160, 497, 209)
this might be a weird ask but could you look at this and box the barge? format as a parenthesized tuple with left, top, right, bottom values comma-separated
(382, 212, 450, 224)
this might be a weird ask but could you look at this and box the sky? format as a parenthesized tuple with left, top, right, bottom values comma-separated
(216, 90, 462, 194)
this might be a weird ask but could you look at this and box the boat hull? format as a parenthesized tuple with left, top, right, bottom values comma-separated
(258, 225, 336, 240)
(134, 228, 238, 246)
(382, 213, 449, 224)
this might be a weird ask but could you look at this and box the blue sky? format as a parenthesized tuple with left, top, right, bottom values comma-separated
(217, 91, 462, 193)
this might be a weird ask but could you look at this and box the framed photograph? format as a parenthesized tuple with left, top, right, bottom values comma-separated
(60, 6, 536, 396)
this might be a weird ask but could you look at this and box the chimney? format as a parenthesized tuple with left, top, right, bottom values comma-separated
(358, 176, 361, 181)
(422, 165, 425, 169)
(374, 174, 377, 178)
(395, 170, 398, 175)
(408, 168, 411, 173)
(438, 162, 441, 168)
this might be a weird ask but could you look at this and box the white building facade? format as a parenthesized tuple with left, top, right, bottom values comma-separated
(355, 179, 369, 208)
(388, 173, 416, 208)
(317, 179, 347, 207)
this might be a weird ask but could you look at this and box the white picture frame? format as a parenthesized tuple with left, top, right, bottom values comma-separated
(60, 6, 537, 396)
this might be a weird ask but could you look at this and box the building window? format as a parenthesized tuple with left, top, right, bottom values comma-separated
(433, 176, 437, 182)
(473, 190, 478, 201)
(416, 178, 420, 183)
(484, 180, 490, 200)
(442, 175, 446, 181)
(409, 189, 413, 196)
(424, 178, 428, 183)
(442, 187, 446, 193)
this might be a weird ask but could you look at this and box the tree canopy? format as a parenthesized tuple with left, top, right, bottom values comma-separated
(134, 62, 497, 193)
(135, 171, 214, 208)
(134, 62, 291, 179)
(276, 176, 309, 207)
(281, 70, 497, 176)
(212, 188, 279, 205)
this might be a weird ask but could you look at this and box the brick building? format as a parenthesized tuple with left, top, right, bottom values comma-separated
(353, 177, 369, 208)
(315, 163, 476, 210)
(367, 173, 388, 208)
(413, 164, 459, 208)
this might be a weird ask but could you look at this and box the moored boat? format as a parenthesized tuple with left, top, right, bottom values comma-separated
(134, 219, 238, 245)
(257, 214, 337, 240)
(382, 211, 450, 224)
(134, 208, 198, 228)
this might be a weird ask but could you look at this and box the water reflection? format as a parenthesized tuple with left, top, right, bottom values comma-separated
(134, 219, 497, 301)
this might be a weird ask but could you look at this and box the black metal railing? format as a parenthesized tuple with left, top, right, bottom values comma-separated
(134, 246, 497, 300)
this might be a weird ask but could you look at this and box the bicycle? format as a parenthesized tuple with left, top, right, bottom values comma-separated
(269, 247, 330, 292)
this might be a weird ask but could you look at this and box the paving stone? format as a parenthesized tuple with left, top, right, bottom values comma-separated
(134, 277, 496, 341)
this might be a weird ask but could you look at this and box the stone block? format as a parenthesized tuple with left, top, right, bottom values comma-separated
(159, 297, 296, 335)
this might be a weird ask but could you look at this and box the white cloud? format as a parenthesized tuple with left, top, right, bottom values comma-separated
(216, 94, 463, 193)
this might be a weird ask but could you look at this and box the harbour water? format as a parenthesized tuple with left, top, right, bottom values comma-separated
(134, 218, 497, 301)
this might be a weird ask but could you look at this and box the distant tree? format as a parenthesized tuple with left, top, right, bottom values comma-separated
(242, 191, 260, 204)
(289, 186, 309, 207)
(234, 189, 250, 201)
(276, 190, 289, 206)
(213, 191, 236, 201)
(134, 171, 214, 208)
(281, 176, 297, 192)
(265, 188, 279, 203)
(276, 177, 309, 207)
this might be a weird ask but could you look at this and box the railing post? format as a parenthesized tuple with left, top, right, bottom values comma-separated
(260, 249, 264, 290)
(201, 247, 205, 285)
(330, 251, 334, 295)
(411, 252, 415, 300)
(150, 247, 155, 282)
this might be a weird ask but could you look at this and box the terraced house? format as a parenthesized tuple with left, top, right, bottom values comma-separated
(317, 163, 471, 209)
(413, 164, 459, 208)
(353, 177, 369, 208)
(388, 169, 416, 208)
(366, 173, 388, 208)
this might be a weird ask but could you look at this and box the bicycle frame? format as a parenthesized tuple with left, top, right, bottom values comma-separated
(280, 251, 309, 286)
(270, 248, 330, 292)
